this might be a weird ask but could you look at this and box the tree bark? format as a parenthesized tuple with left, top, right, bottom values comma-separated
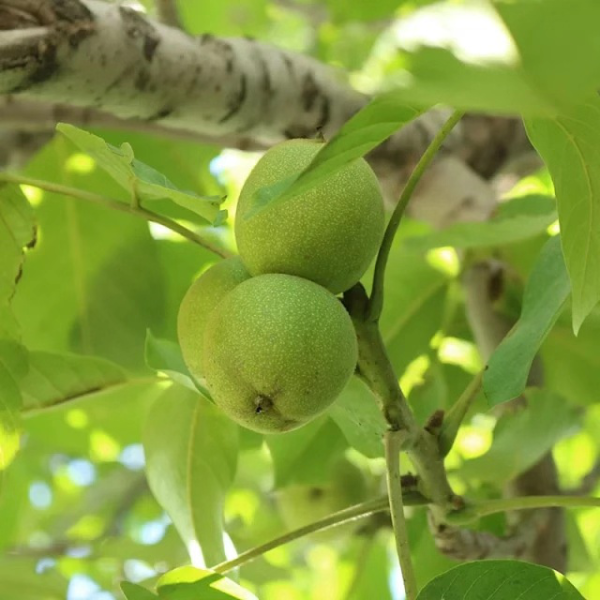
(0, 0, 533, 224)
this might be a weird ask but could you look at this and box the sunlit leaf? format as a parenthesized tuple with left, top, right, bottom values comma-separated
(378, 240, 450, 375)
(121, 582, 159, 600)
(13, 137, 166, 370)
(145, 330, 202, 393)
(416, 559, 584, 599)
(18, 350, 128, 414)
(377, 0, 600, 115)
(329, 378, 385, 458)
(461, 390, 579, 484)
(0, 184, 35, 340)
(484, 235, 570, 405)
(57, 124, 224, 224)
(266, 416, 347, 487)
(406, 195, 556, 251)
(143, 384, 239, 566)
(544, 309, 600, 406)
(157, 566, 257, 600)
(0, 341, 26, 475)
(525, 97, 600, 332)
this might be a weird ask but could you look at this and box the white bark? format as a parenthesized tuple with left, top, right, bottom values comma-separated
(0, 0, 526, 223)
(0, 0, 364, 143)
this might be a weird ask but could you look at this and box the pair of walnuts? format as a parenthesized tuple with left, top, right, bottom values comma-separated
(178, 139, 385, 434)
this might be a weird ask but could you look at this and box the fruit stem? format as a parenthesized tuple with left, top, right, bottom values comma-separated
(368, 109, 465, 322)
(0, 172, 232, 258)
(385, 429, 419, 600)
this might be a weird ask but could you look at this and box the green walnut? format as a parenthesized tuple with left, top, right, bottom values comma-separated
(203, 273, 358, 433)
(235, 139, 385, 295)
(177, 256, 250, 381)
(277, 458, 368, 540)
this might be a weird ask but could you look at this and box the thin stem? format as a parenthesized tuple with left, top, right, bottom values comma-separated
(385, 430, 418, 600)
(438, 370, 483, 456)
(213, 497, 388, 574)
(212, 492, 428, 575)
(0, 173, 231, 258)
(461, 495, 600, 523)
(368, 110, 465, 321)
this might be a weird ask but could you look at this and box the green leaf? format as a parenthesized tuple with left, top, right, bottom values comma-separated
(266, 415, 348, 487)
(378, 236, 451, 375)
(57, 124, 224, 224)
(416, 560, 584, 599)
(379, 1, 600, 116)
(544, 308, 600, 406)
(121, 582, 159, 600)
(406, 195, 556, 251)
(145, 330, 201, 393)
(495, 0, 600, 107)
(0, 340, 26, 474)
(484, 235, 570, 405)
(143, 384, 239, 566)
(0, 558, 68, 600)
(461, 390, 579, 484)
(18, 350, 128, 414)
(525, 97, 600, 332)
(0, 184, 35, 340)
(245, 93, 425, 219)
(157, 566, 257, 600)
(329, 378, 386, 458)
(13, 137, 167, 370)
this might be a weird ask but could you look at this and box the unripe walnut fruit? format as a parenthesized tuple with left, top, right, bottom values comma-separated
(177, 257, 250, 381)
(235, 139, 385, 294)
(277, 458, 368, 541)
(203, 274, 358, 433)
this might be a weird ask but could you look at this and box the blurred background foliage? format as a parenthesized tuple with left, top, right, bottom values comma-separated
(1, 0, 599, 599)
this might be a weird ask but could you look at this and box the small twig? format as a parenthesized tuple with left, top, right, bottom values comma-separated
(448, 495, 600, 525)
(438, 370, 483, 456)
(385, 430, 418, 600)
(0, 173, 231, 258)
(211, 492, 428, 575)
(368, 110, 465, 322)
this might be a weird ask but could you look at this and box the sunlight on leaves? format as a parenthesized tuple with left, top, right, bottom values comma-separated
(157, 566, 257, 600)
(525, 97, 600, 333)
(485, 236, 571, 405)
(143, 384, 239, 566)
(57, 124, 224, 224)
(461, 390, 580, 484)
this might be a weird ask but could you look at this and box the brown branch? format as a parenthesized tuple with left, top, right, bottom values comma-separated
(462, 261, 567, 572)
